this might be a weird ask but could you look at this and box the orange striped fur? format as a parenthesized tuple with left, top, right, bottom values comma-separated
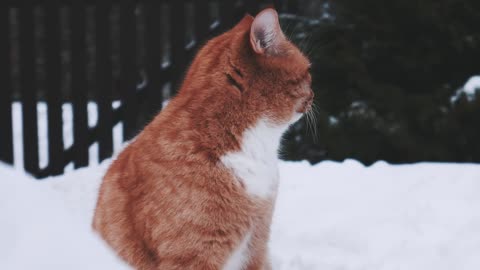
(93, 8, 312, 270)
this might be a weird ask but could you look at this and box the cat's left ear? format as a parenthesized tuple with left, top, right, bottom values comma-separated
(250, 8, 285, 55)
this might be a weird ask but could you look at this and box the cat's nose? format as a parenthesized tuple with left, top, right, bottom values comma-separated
(297, 90, 314, 113)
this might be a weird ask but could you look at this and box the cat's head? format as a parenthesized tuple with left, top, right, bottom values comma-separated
(181, 8, 313, 128)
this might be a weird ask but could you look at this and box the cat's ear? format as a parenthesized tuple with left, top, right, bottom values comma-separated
(233, 14, 254, 31)
(250, 8, 285, 55)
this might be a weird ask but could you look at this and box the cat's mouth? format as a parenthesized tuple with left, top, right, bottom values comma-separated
(296, 92, 314, 113)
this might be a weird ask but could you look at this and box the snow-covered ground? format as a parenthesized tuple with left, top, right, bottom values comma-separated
(2, 76, 479, 269)
(1, 158, 480, 270)
(274, 161, 480, 270)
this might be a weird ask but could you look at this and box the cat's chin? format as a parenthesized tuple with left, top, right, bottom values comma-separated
(290, 113, 304, 124)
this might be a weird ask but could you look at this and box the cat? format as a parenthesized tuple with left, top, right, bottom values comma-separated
(93, 8, 313, 270)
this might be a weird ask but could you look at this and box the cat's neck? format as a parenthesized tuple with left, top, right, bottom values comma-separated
(149, 91, 290, 163)
(219, 117, 288, 198)
(234, 117, 287, 160)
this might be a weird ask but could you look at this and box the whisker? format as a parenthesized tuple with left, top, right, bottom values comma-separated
(309, 111, 315, 138)
(310, 103, 319, 143)
(304, 113, 311, 139)
(311, 111, 317, 143)
(305, 37, 333, 58)
(305, 111, 313, 141)
(282, 20, 294, 40)
(301, 34, 313, 54)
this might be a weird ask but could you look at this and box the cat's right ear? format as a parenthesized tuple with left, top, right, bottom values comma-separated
(250, 8, 285, 55)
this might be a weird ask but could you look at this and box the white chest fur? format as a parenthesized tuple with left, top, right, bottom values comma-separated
(221, 118, 287, 199)
(222, 230, 252, 270)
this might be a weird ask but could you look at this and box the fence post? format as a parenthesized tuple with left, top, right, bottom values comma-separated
(194, 0, 210, 43)
(19, 1, 40, 176)
(219, 1, 235, 31)
(273, 0, 283, 12)
(119, 0, 138, 140)
(144, 0, 164, 119)
(0, 2, 13, 165)
(45, 0, 64, 175)
(170, 0, 186, 94)
(71, 0, 89, 168)
(286, 0, 299, 14)
(95, 0, 114, 162)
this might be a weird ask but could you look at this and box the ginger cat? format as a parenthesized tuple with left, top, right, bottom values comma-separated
(93, 8, 313, 270)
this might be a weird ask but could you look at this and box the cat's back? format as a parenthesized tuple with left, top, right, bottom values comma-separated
(93, 106, 244, 226)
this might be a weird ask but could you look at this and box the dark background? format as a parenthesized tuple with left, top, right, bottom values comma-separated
(281, 0, 480, 165)
(2, 0, 480, 178)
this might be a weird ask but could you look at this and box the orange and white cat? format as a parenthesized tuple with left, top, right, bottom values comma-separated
(93, 8, 313, 270)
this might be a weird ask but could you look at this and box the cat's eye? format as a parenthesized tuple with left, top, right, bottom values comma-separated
(233, 67, 243, 78)
(225, 73, 244, 93)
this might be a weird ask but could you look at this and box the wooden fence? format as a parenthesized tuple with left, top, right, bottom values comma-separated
(0, 0, 297, 178)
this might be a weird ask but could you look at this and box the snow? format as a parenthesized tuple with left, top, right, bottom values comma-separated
(272, 160, 480, 270)
(450, 75, 480, 103)
(1, 158, 480, 270)
(464, 76, 480, 97)
(3, 84, 480, 269)
(0, 161, 129, 270)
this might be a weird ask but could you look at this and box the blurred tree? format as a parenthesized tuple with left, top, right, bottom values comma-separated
(281, 0, 480, 164)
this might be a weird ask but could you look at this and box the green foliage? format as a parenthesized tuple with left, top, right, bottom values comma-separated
(281, 0, 480, 164)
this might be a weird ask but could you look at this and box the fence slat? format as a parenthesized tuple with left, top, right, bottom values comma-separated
(286, 0, 299, 14)
(0, 3, 14, 165)
(170, 0, 186, 94)
(19, 3, 40, 176)
(119, 0, 138, 140)
(273, 0, 283, 12)
(244, 0, 260, 16)
(45, 1, 64, 175)
(95, 1, 113, 161)
(194, 0, 210, 43)
(144, 0, 164, 119)
(219, 0, 235, 30)
(71, 0, 89, 168)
